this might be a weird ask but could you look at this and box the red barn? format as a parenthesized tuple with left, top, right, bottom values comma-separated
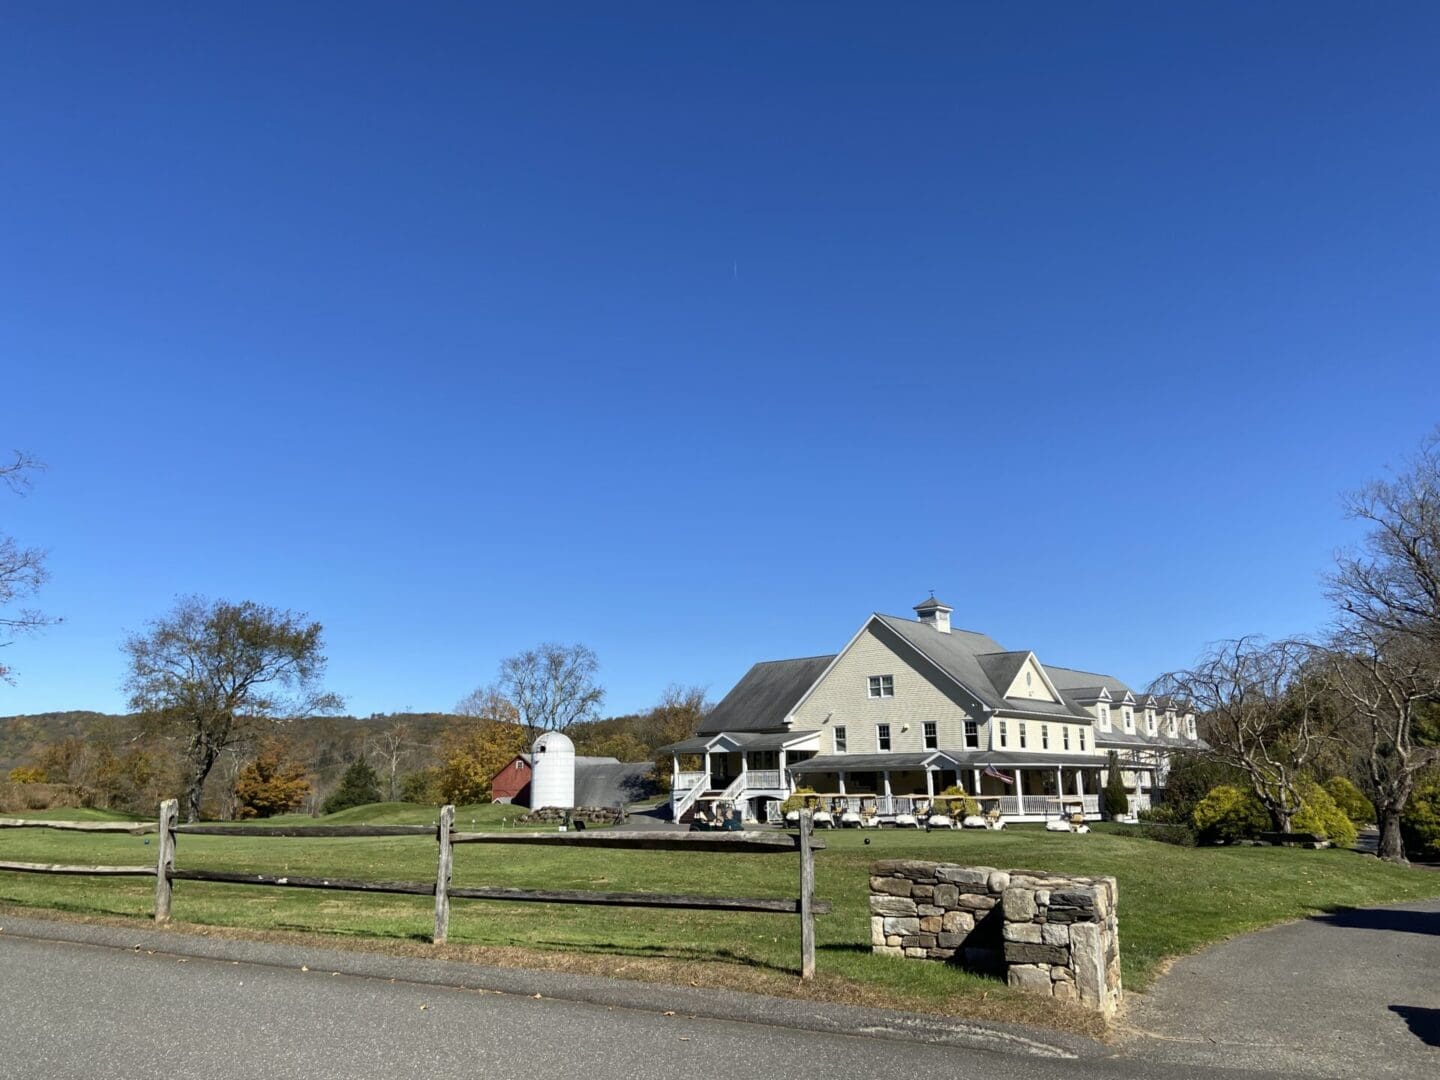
(489, 755, 532, 804)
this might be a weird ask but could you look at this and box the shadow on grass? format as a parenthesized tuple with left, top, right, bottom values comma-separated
(1311, 905, 1440, 937)
(1390, 1005, 1440, 1048)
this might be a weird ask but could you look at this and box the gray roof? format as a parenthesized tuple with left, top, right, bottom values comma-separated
(790, 752, 945, 772)
(696, 655, 835, 734)
(913, 596, 952, 611)
(573, 761, 659, 807)
(1045, 665, 1135, 697)
(872, 616, 1091, 720)
(517, 754, 626, 768)
(1095, 730, 1207, 752)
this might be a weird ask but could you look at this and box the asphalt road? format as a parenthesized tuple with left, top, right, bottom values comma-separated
(1122, 897, 1440, 1079)
(1, 931, 1282, 1080)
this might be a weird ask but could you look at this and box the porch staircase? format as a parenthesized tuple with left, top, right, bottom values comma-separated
(672, 773, 746, 823)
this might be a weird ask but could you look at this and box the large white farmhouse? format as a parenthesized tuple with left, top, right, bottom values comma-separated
(661, 597, 1199, 824)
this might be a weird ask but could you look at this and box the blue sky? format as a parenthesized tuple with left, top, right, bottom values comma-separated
(2, 3, 1438, 718)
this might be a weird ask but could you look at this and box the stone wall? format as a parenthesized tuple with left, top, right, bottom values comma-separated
(869, 859, 1122, 1016)
(516, 806, 624, 826)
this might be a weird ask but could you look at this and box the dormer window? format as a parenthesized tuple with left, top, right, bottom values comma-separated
(868, 675, 894, 698)
(1145, 710, 1156, 735)
(1123, 708, 1134, 733)
(1186, 716, 1197, 739)
(1098, 704, 1110, 730)
(1167, 712, 1177, 737)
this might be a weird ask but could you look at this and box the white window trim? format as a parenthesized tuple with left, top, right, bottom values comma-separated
(876, 723, 891, 752)
(963, 719, 979, 749)
(1041, 724, 1049, 751)
(833, 726, 847, 753)
(922, 721, 938, 751)
(867, 675, 895, 699)
(998, 720, 1008, 749)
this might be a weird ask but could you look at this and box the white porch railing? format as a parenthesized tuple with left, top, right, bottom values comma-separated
(719, 774, 746, 801)
(673, 771, 707, 791)
(744, 770, 784, 790)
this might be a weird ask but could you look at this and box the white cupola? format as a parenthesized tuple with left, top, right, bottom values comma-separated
(913, 594, 953, 633)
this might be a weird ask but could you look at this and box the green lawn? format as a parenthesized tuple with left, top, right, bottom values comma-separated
(3, 811, 1437, 1027)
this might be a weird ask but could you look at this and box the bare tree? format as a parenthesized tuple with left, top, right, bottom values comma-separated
(123, 596, 343, 822)
(1321, 629, 1440, 862)
(469, 643, 604, 740)
(1150, 637, 1332, 833)
(367, 720, 413, 802)
(0, 451, 57, 682)
(1324, 429, 1440, 860)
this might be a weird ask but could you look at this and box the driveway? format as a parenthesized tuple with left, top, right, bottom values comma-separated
(1119, 898, 1440, 1078)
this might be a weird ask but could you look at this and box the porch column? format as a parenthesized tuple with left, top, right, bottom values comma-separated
(1055, 766, 1063, 797)
(702, 751, 712, 787)
(1075, 771, 1085, 796)
(837, 772, 847, 796)
(671, 754, 680, 784)
(882, 772, 892, 798)
(924, 769, 935, 798)
(778, 748, 787, 789)
(972, 768, 981, 795)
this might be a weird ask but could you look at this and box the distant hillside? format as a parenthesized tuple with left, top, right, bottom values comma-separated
(0, 710, 124, 772)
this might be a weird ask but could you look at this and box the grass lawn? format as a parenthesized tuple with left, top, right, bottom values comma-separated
(3, 810, 1437, 1031)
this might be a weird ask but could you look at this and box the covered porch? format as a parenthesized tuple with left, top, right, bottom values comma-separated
(788, 751, 1108, 822)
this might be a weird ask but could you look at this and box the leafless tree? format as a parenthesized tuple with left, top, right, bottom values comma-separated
(1324, 428, 1440, 860)
(1321, 628, 1440, 862)
(466, 643, 604, 740)
(123, 596, 343, 822)
(1150, 637, 1333, 833)
(367, 720, 413, 802)
(0, 451, 57, 682)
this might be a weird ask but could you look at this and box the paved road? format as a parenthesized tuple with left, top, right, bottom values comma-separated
(1121, 898, 1440, 1078)
(1, 930, 1280, 1080)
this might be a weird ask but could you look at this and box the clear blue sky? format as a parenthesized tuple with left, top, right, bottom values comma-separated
(3, 3, 1438, 719)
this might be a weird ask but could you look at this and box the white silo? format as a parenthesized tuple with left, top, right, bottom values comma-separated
(529, 731, 576, 809)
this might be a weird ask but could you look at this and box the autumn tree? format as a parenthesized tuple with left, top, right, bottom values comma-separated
(367, 720, 413, 802)
(123, 597, 342, 822)
(1323, 432, 1440, 859)
(641, 684, 710, 791)
(1150, 637, 1333, 833)
(234, 741, 311, 818)
(437, 720, 530, 804)
(463, 643, 603, 740)
(1, 451, 57, 682)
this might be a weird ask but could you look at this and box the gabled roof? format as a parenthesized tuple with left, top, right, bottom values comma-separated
(871, 616, 1091, 720)
(696, 655, 835, 734)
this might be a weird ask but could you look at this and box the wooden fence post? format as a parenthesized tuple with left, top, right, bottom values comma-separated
(798, 808, 815, 980)
(154, 799, 178, 923)
(434, 804, 454, 945)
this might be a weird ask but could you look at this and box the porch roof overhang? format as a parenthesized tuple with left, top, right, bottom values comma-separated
(657, 730, 821, 755)
(790, 750, 1110, 773)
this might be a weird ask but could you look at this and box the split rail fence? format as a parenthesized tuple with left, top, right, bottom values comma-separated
(0, 803, 830, 978)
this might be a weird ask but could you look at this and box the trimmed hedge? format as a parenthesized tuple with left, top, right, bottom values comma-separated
(1192, 785, 1270, 844)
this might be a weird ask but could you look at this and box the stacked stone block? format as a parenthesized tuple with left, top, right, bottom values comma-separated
(869, 860, 1122, 1016)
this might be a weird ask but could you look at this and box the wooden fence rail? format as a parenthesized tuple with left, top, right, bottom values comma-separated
(1, 802, 829, 978)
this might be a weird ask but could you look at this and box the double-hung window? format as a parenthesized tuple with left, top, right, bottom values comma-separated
(876, 723, 891, 752)
(922, 721, 938, 750)
(1018, 723, 1028, 749)
(833, 726, 847, 753)
(867, 675, 894, 698)
(1063, 727, 1071, 751)
(997, 721, 1008, 748)
(1079, 728, 1087, 752)
(1041, 724, 1050, 750)
(963, 720, 979, 749)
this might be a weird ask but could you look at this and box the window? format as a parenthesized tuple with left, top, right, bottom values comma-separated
(867, 675, 894, 698)
(1018, 723, 1028, 749)
(964, 720, 978, 749)
(1079, 728, 1087, 752)
(1098, 704, 1110, 730)
(923, 721, 938, 750)
(1063, 727, 1071, 751)
(1167, 713, 1177, 737)
(998, 721, 1008, 748)
(1186, 716, 1197, 738)
(1146, 710, 1156, 735)
(1123, 707, 1134, 732)
(833, 726, 847, 753)
(1041, 724, 1050, 750)
(876, 723, 891, 752)
(1025, 669, 1033, 689)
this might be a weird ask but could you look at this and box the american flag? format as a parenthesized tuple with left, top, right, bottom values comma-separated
(983, 765, 1014, 786)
